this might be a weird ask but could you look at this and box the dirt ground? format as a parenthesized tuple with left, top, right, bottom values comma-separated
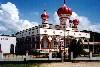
(40, 62, 100, 67)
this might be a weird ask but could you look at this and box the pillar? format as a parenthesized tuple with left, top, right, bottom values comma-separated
(61, 51, 64, 62)
(89, 51, 92, 60)
(49, 50, 52, 60)
(26, 51, 28, 59)
(71, 52, 73, 60)
(0, 52, 3, 60)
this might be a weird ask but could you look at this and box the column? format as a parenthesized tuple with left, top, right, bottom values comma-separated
(35, 36, 36, 49)
(61, 51, 64, 62)
(89, 51, 92, 60)
(0, 52, 3, 60)
(71, 52, 73, 60)
(26, 51, 28, 60)
(49, 50, 52, 60)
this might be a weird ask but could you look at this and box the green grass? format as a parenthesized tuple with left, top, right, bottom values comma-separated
(0, 63, 41, 67)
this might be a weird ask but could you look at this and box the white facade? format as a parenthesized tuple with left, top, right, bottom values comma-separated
(0, 36, 16, 53)
(15, 24, 90, 52)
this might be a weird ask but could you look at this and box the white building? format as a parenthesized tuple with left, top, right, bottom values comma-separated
(0, 36, 16, 53)
(15, 1, 90, 54)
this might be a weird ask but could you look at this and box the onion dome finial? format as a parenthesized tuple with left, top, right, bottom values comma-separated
(73, 19, 79, 25)
(41, 10, 49, 20)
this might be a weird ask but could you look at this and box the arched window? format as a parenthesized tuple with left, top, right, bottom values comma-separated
(10, 44, 14, 54)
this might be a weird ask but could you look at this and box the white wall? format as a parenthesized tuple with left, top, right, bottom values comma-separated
(16, 26, 90, 39)
(0, 36, 16, 53)
(39, 28, 90, 38)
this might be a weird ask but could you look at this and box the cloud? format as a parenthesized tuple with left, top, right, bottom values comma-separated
(0, 25, 7, 31)
(53, 12, 59, 24)
(71, 12, 100, 32)
(0, 2, 100, 35)
(20, 20, 38, 30)
(0, 2, 38, 34)
(53, 11, 100, 32)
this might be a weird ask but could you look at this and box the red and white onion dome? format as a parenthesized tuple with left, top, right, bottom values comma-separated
(57, 4, 72, 17)
(73, 19, 79, 25)
(41, 10, 49, 20)
(73, 19, 79, 31)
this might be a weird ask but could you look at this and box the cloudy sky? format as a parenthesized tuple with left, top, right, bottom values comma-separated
(0, 0, 100, 34)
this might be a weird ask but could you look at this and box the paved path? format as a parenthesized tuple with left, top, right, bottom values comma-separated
(73, 57, 100, 60)
(40, 62, 100, 67)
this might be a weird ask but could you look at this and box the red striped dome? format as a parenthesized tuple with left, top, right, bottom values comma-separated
(41, 10, 49, 20)
(57, 4, 72, 17)
(73, 19, 79, 25)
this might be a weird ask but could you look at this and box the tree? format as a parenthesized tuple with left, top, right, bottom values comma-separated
(69, 38, 83, 58)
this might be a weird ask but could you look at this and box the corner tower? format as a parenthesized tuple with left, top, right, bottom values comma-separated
(41, 10, 49, 28)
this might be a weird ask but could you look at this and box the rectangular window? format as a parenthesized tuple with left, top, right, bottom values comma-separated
(43, 25, 46, 27)
(29, 29, 31, 31)
(32, 32, 34, 34)
(32, 28, 34, 30)
(29, 32, 30, 34)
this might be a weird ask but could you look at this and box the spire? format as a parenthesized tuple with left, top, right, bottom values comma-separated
(43, 10, 47, 15)
(63, 0, 66, 6)
(64, 0, 66, 4)
(44, 10, 46, 12)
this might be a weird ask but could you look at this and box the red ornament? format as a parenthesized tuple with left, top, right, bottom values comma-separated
(57, 4, 72, 17)
(73, 19, 79, 25)
(41, 10, 49, 20)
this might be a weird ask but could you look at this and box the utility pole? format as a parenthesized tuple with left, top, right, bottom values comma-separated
(64, 26, 66, 61)
(93, 32, 95, 53)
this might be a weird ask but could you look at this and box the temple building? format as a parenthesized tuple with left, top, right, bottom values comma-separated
(15, 0, 90, 54)
(0, 36, 16, 54)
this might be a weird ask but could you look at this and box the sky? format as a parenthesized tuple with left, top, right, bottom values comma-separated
(0, 0, 100, 34)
